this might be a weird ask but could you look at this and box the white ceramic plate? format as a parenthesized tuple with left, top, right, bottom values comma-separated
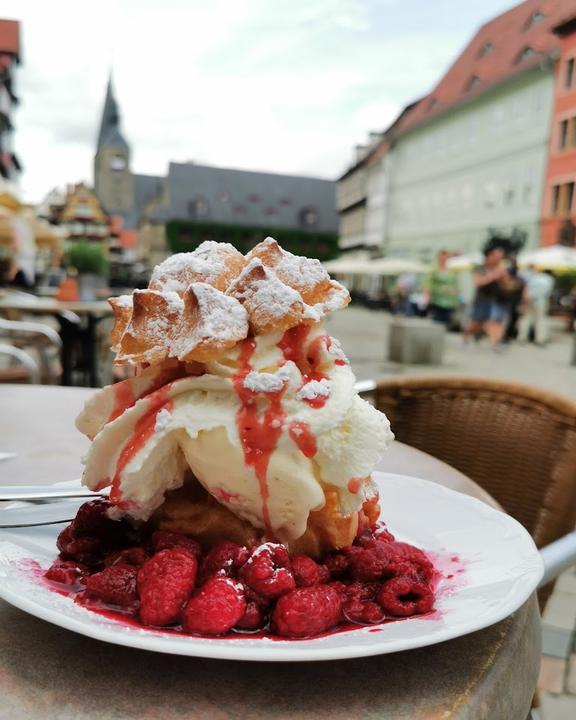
(0, 472, 543, 662)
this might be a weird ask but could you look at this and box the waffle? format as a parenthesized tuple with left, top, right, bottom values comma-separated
(109, 237, 350, 365)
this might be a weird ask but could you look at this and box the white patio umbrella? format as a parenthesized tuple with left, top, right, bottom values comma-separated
(363, 257, 429, 275)
(323, 257, 428, 276)
(517, 245, 576, 271)
(446, 252, 483, 272)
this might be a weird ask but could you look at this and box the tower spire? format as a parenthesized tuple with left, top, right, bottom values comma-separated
(96, 73, 128, 152)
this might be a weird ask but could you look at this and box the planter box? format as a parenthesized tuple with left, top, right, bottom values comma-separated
(388, 318, 446, 365)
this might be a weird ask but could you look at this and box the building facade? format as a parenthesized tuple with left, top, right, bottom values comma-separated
(339, 0, 576, 260)
(541, 16, 576, 247)
(0, 19, 21, 188)
(386, 69, 554, 259)
(94, 79, 339, 267)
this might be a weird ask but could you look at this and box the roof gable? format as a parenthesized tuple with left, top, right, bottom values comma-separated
(395, 0, 576, 137)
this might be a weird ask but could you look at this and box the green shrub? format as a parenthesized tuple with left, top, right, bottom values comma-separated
(66, 240, 108, 276)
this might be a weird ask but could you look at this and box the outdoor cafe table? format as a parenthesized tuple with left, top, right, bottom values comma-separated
(0, 385, 541, 720)
(0, 292, 113, 387)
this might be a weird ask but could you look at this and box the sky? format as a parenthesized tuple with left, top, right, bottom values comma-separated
(6, 0, 518, 202)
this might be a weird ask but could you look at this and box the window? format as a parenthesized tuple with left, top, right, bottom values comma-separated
(464, 75, 480, 93)
(279, 197, 292, 206)
(247, 194, 260, 203)
(299, 206, 318, 227)
(559, 117, 576, 150)
(552, 182, 575, 215)
(187, 197, 210, 219)
(516, 47, 535, 64)
(233, 205, 246, 216)
(560, 119, 569, 150)
(427, 97, 438, 112)
(218, 192, 230, 203)
(566, 58, 575, 89)
(478, 42, 494, 58)
(503, 185, 515, 205)
(525, 11, 544, 30)
(264, 207, 277, 216)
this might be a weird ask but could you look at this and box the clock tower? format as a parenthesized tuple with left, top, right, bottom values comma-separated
(93, 76, 134, 213)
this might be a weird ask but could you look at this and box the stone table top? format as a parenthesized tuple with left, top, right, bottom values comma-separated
(0, 385, 540, 719)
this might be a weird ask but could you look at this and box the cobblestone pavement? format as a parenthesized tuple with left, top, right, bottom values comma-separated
(328, 306, 576, 719)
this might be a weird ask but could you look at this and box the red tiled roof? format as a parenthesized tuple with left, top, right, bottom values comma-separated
(0, 19, 20, 60)
(394, 0, 576, 137)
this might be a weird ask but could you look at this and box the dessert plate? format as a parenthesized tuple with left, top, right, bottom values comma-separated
(0, 472, 543, 662)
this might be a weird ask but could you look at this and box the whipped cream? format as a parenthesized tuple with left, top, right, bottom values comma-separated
(77, 324, 393, 542)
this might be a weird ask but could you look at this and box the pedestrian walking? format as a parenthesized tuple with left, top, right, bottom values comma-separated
(517, 266, 554, 345)
(465, 245, 510, 351)
(425, 250, 459, 326)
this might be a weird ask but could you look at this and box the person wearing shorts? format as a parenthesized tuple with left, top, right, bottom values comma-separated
(465, 247, 510, 350)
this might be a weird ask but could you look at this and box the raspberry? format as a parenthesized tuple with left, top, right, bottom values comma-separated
(239, 543, 295, 598)
(374, 527, 396, 543)
(377, 577, 434, 616)
(235, 601, 267, 631)
(56, 525, 102, 564)
(151, 530, 202, 558)
(272, 585, 342, 638)
(84, 564, 138, 607)
(138, 548, 198, 626)
(347, 546, 389, 582)
(343, 581, 380, 601)
(378, 543, 434, 583)
(291, 556, 325, 587)
(324, 553, 350, 579)
(104, 547, 148, 568)
(182, 577, 246, 635)
(44, 558, 87, 586)
(342, 597, 386, 625)
(200, 541, 250, 580)
(71, 499, 114, 535)
(244, 586, 272, 609)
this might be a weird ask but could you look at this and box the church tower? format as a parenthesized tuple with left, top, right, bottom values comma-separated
(93, 76, 134, 213)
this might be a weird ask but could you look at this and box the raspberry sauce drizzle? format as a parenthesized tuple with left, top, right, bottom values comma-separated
(279, 325, 333, 409)
(232, 338, 286, 538)
(288, 422, 317, 458)
(110, 383, 174, 507)
(107, 364, 189, 424)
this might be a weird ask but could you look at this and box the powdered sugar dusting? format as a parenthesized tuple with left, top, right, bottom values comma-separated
(150, 242, 243, 293)
(228, 259, 303, 320)
(113, 294, 132, 309)
(297, 379, 332, 401)
(243, 363, 294, 394)
(154, 408, 172, 433)
(172, 282, 248, 358)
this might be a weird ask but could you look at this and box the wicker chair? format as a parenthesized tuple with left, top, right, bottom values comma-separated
(372, 376, 576, 608)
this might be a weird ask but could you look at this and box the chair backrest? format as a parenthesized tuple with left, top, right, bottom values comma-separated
(0, 344, 40, 383)
(374, 377, 576, 552)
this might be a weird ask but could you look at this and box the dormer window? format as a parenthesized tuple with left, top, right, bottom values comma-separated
(299, 206, 318, 227)
(478, 42, 494, 58)
(427, 97, 438, 112)
(525, 11, 544, 30)
(188, 197, 210, 219)
(465, 75, 480, 93)
(516, 47, 535, 64)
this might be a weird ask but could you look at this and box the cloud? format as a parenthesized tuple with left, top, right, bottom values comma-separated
(7, 0, 514, 202)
